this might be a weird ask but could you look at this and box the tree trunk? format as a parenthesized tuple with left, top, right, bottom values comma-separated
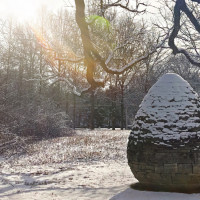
(111, 100, 116, 130)
(5, 19, 12, 98)
(125, 106, 128, 130)
(73, 93, 76, 130)
(66, 92, 69, 114)
(18, 58, 24, 104)
(120, 84, 124, 130)
(111, 87, 117, 130)
(90, 89, 95, 130)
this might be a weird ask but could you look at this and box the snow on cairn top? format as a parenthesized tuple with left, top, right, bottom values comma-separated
(130, 73, 200, 147)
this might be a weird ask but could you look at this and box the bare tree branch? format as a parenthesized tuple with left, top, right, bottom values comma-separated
(104, 1, 147, 13)
(168, 0, 200, 66)
(75, 0, 168, 90)
(191, 0, 200, 3)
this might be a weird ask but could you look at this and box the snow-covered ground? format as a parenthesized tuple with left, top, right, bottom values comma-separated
(111, 188, 200, 200)
(1, 129, 200, 200)
(0, 161, 135, 200)
(0, 129, 135, 200)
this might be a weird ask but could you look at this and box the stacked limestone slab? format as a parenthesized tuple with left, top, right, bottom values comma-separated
(127, 73, 200, 191)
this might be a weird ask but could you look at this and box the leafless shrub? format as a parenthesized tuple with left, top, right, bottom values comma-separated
(0, 130, 30, 157)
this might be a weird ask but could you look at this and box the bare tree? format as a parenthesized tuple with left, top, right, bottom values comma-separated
(74, 0, 167, 91)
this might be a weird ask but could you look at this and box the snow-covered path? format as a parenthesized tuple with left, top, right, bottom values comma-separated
(111, 188, 200, 200)
(0, 162, 134, 200)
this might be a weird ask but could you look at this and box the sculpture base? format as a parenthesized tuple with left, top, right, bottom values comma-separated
(131, 182, 200, 193)
(127, 142, 200, 188)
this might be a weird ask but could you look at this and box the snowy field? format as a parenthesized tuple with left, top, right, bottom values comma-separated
(1, 129, 200, 200)
(0, 129, 135, 200)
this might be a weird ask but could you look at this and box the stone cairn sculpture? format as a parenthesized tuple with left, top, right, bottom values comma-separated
(127, 73, 200, 191)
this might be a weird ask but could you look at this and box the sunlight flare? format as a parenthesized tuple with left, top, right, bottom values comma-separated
(1, 0, 38, 22)
(0, 0, 64, 22)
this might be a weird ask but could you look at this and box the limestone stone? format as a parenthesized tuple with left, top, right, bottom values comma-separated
(177, 164, 193, 173)
(127, 73, 200, 190)
(193, 164, 200, 174)
(164, 163, 178, 173)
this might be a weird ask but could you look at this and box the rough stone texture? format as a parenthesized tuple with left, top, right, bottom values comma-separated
(127, 73, 200, 190)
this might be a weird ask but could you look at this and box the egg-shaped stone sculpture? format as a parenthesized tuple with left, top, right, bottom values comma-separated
(127, 73, 200, 191)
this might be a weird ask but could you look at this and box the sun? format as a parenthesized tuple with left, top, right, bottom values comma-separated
(0, 0, 66, 23)
(0, 0, 38, 22)
(0, 0, 65, 23)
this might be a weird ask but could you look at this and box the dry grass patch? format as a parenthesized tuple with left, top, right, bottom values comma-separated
(7, 129, 130, 166)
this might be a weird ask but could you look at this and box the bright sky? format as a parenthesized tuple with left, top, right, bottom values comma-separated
(0, 0, 66, 22)
(0, 0, 162, 23)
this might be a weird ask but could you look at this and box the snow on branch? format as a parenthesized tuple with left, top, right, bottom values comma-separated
(51, 77, 82, 96)
(105, 41, 130, 65)
(51, 76, 99, 97)
(96, 34, 169, 75)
